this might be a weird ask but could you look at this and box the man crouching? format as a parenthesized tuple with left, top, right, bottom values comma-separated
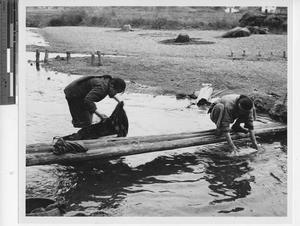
(208, 94, 260, 155)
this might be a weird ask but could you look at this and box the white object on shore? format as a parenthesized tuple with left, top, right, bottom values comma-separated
(196, 83, 213, 106)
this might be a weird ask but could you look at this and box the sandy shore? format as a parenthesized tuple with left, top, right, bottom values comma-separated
(27, 27, 288, 114)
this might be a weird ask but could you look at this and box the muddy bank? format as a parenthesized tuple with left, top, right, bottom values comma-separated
(36, 55, 287, 122)
(28, 27, 287, 121)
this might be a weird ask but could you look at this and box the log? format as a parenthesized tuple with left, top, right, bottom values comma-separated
(26, 122, 286, 166)
(91, 53, 95, 66)
(26, 129, 216, 154)
(35, 49, 40, 70)
(35, 49, 40, 63)
(44, 50, 49, 63)
(96, 51, 101, 66)
(66, 51, 71, 63)
(26, 116, 272, 154)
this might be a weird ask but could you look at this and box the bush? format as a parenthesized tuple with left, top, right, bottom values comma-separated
(48, 18, 64, 26)
(26, 14, 51, 27)
(130, 18, 149, 28)
(48, 9, 87, 26)
(89, 16, 110, 26)
(207, 15, 240, 30)
(27, 7, 286, 33)
(150, 18, 182, 29)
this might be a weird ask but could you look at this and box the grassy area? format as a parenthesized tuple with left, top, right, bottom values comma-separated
(26, 6, 248, 30)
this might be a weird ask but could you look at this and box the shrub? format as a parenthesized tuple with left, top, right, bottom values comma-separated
(27, 6, 286, 33)
(48, 18, 64, 26)
(130, 18, 149, 28)
(150, 18, 182, 29)
(90, 16, 110, 26)
(48, 9, 87, 26)
(26, 14, 51, 27)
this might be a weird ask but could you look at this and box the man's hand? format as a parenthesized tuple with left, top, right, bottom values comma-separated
(113, 96, 120, 103)
(251, 142, 259, 150)
(98, 114, 108, 120)
(224, 131, 239, 156)
(251, 143, 264, 152)
(229, 145, 239, 156)
(248, 130, 264, 151)
(94, 110, 108, 121)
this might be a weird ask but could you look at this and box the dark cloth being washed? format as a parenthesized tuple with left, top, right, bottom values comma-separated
(64, 75, 112, 128)
(63, 101, 129, 141)
(52, 102, 128, 155)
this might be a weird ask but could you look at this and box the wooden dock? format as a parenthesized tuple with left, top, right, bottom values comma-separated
(26, 120, 287, 166)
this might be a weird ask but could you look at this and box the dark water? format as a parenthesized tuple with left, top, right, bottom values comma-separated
(26, 134, 287, 217)
(26, 29, 287, 217)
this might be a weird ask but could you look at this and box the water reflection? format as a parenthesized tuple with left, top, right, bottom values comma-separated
(26, 132, 287, 216)
(34, 145, 255, 216)
(26, 165, 78, 200)
(204, 159, 253, 205)
(36, 62, 40, 71)
(43, 152, 204, 215)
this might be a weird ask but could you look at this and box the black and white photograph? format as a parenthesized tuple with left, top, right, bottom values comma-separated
(1, 0, 298, 225)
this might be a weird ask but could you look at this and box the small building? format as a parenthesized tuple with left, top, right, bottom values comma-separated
(225, 7, 240, 13)
(261, 6, 277, 13)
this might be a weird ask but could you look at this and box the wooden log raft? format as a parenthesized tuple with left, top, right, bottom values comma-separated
(26, 129, 216, 154)
(26, 122, 287, 166)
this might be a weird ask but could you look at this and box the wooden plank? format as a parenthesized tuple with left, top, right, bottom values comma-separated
(26, 129, 216, 154)
(26, 123, 286, 166)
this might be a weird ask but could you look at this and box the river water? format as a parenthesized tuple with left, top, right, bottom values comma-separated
(25, 28, 287, 217)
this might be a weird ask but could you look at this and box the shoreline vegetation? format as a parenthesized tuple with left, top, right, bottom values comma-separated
(26, 6, 287, 33)
(26, 6, 288, 121)
(27, 6, 242, 30)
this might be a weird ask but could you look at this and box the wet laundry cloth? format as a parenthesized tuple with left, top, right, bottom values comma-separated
(52, 137, 88, 155)
(63, 101, 128, 141)
(109, 101, 129, 137)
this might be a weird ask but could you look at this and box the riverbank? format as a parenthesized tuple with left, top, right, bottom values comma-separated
(27, 26, 288, 118)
